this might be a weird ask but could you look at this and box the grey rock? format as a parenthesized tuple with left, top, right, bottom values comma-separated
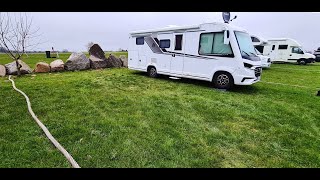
(89, 55, 107, 69)
(89, 44, 106, 60)
(65, 52, 90, 71)
(119, 55, 128, 67)
(50, 59, 64, 72)
(5, 60, 32, 75)
(0, 65, 6, 77)
(107, 54, 123, 68)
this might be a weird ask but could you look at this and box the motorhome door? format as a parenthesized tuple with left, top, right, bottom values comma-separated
(157, 33, 172, 73)
(170, 33, 185, 75)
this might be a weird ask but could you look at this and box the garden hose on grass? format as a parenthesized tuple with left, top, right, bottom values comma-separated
(8, 75, 80, 168)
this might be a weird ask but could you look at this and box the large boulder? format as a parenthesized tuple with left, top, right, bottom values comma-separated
(89, 55, 107, 69)
(119, 55, 128, 67)
(0, 65, 6, 77)
(5, 60, 32, 75)
(65, 52, 90, 71)
(88, 44, 108, 69)
(34, 62, 50, 73)
(50, 59, 64, 72)
(106, 54, 123, 68)
(89, 44, 106, 60)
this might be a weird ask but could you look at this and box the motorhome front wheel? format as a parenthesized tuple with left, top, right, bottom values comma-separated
(213, 72, 234, 90)
(298, 59, 306, 65)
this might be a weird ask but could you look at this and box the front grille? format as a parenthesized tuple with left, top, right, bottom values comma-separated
(254, 67, 262, 77)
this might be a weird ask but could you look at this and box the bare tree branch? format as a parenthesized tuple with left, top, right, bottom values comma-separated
(0, 12, 42, 76)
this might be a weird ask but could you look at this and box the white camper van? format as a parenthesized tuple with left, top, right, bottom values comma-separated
(257, 38, 315, 65)
(128, 22, 262, 89)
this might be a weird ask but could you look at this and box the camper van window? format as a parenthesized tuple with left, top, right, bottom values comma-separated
(159, 39, 170, 48)
(251, 37, 260, 42)
(136, 37, 144, 45)
(255, 45, 264, 54)
(198, 32, 233, 57)
(234, 31, 257, 59)
(175, 35, 183, 50)
(272, 45, 275, 50)
(292, 47, 304, 54)
(278, 45, 288, 50)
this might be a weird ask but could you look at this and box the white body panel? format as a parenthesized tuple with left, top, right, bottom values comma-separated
(128, 22, 262, 86)
(257, 54, 271, 68)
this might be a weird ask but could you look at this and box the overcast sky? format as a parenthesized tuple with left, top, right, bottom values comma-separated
(26, 12, 320, 52)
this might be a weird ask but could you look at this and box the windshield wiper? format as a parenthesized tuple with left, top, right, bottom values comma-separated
(248, 52, 257, 56)
(241, 50, 250, 57)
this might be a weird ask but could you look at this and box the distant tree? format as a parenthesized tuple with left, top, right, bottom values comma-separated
(0, 13, 40, 76)
(86, 42, 94, 52)
(62, 49, 69, 53)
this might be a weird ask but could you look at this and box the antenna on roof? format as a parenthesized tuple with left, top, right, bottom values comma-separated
(222, 12, 237, 23)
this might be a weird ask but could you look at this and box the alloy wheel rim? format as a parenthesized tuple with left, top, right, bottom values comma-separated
(217, 74, 229, 86)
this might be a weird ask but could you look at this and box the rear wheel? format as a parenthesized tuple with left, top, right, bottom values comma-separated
(213, 72, 234, 90)
(147, 66, 158, 78)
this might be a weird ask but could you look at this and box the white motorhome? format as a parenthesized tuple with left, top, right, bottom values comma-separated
(255, 38, 315, 65)
(128, 22, 262, 89)
(251, 35, 271, 68)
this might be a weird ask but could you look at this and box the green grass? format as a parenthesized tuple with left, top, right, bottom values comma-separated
(1, 54, 320, 167)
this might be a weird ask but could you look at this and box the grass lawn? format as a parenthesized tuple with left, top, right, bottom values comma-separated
(1, 53, 320, 167)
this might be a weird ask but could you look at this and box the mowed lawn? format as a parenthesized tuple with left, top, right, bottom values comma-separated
(1, 53, 320, 167)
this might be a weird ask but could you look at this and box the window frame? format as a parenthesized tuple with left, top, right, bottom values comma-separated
(136, 37, 144, 45)
(278, 45, 288, 50)
(198, 31, 234, 57)
(174, 34, 183, 51)
(159, 39, 171, 49)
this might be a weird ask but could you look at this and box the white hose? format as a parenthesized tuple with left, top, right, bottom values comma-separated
(8, 75, 80, 168)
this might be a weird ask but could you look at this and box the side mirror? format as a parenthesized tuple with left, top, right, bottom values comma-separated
(223, 30, 230, 44)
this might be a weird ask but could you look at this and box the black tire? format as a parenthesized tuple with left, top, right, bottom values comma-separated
(213, 72, 234, 90)
(298, 59, 306, 65)
(147, 66, 158, 78)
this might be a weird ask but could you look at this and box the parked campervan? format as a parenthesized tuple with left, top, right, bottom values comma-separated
(128, 22, 262, 89)
(256, 38, 315, 65)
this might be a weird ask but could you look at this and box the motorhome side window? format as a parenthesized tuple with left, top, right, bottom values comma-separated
(272, 45, 275, 50)
(136, 37, 144, 45)
(198, 32, 233, 57)
(278, 45, 288, 50)
(175, 35, 183, 50)
(159, 39, 170, 48)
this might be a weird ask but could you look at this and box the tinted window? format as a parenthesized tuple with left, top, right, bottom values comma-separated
(175, 35, 183, 50)
(251, 37, 260, 42)
(279, 45, 288, 49)
(136, 37, 144, 45)
(199, 32, 233, 57)
(255, 45, 264, 53)
(159, 39, 170, 48)
(154, 38, 159, 45)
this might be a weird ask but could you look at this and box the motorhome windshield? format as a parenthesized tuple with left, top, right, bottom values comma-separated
(292, 47, 304, 54)
(235, 31, 260, 61)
